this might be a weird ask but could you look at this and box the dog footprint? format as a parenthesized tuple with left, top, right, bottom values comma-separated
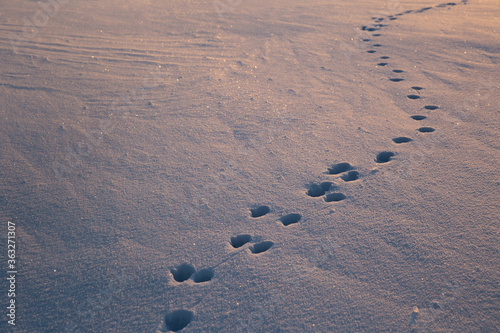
(250, 205, 270, 218)
(411, 115, 427, 120)
(407, 94, 421, 99)
(424, 105, 439, 110)
(250, 241, 274, 254)
(392, 69, 404, 73)
(390, 78, 405, 82)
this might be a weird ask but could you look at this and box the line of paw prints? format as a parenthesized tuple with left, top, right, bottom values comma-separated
(159, 205, 300, 332)
(360, 1, 467, 165)
(159, 2, 469, 331)
(360, 1, 467, 328)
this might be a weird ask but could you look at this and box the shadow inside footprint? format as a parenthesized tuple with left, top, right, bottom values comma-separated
(250, 241, 274, 254)
(163, 310, 193, 332)
(424, 105, 439, 110)
(392, 137, 413, 143)
(377, 63, 388, 66)
(412, 86, 423, 90)
(367, 50, 376, 53)
(418, 127, 435, 133)
(328, 162, 352, 174)
(280, 213, 301, 226)
(192, 269, 214, 283)
(375, 151, 395, 163)
(411, 115, 427, 120)
(392, 69, 404, 73)
(407, 94, 421, 99)
(340, 171, 359, 182)
(389, 78, 405, 82)
(380, 56, 390, 59)
(324, 193, 347, 202)
(416, 6, 433, 12)
(250, 206, 270, 218)
(230, 234, 252, 248)
(307, 182, 333, 197)
(170, 264, 195, 283)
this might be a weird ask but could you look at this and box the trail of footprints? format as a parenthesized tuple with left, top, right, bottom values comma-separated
(158, 1, 467, 331)
(361, 0, 467, 163)
(159, 164, 356, 331)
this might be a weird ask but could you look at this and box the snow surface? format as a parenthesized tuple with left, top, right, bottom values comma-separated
(0, 0, 498, 332)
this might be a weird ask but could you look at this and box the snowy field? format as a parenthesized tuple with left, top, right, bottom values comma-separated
(0, 0, 499, 332)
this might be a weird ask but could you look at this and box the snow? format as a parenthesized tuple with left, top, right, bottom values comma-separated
(0, 0, 498, 332)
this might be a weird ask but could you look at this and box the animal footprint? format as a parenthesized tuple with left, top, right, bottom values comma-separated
(250, 205, 270, 218)
(412, 86, 423, 90)
(170, 264, 196, 283)
(415, 7, 433, 13)
(392, 69, 404, 73)
(407, 94, 421, 99)
(424, 105, 439, 110)
(418, 127, 435, 133)
(375, 151, 395, 163)
(307, 182, 334, 197)
(380, 56, 390, 59)
(361, 26, 381, 32)
(192, 269, 214, 283)
(340, 171, 359, 182)
(279, 213, 302, 226)
(328, 162, 353, 174)
(170, 264, 213, 283)
(389, 78, 405, 82)
(377, 63, 388, 66)
(367, 50, 377, 53)
(250, 241, 274, 254)
(160, 310, 193, 332)
(230, 234, 252, 248)
(392, 137, 413, 143)
(411, 115, 427, 120)
(324, 193, 347, 202)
